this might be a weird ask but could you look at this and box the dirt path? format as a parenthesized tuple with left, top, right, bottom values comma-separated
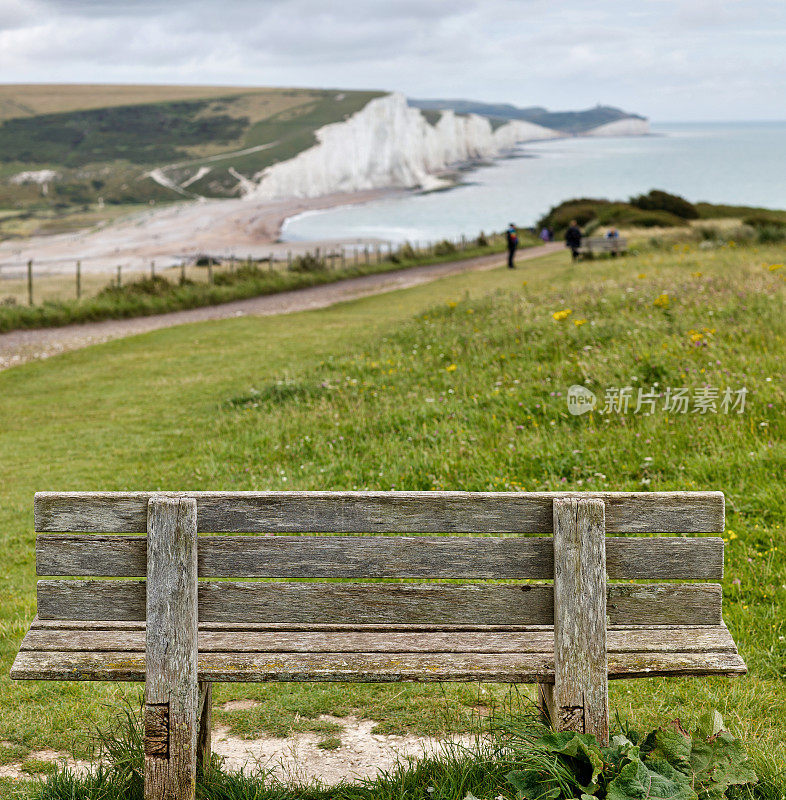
(0, 243, 561, 370)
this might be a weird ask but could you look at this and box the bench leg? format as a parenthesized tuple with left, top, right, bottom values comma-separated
(197, 682, 213, 771)
(145, 497, 199, 800)
(552, 498, 609, 745)
(536, 682, 554, 725)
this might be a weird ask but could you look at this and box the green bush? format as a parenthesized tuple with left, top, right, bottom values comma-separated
(433, 239, 458, 256)
(630, 189, 699, 220)
(290, 252, 327, 272)
(96, 275, 173, 299)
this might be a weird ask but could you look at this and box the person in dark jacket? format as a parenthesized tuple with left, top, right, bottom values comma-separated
(565, 220, 582, 261)
(506, 223, 518, 268)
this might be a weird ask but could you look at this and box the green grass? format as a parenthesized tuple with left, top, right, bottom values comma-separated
(0, 238, 783, 793)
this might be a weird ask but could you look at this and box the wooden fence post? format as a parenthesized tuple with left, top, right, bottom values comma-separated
(180, 262, 187, 283)
(27, 260, 33, 306)
(552, 497, 608, 744)
(117, 265, 122, 289)
(145, 497, 198, 800)
(207, 260, 213, 284)
(151, 260, 156, 279)
(76, 261, 81, 300)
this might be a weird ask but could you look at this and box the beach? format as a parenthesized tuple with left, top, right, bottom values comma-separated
(0, 188, 400, 278)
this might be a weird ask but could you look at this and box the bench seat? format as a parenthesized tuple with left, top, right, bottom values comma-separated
(12, 619, 745, 683)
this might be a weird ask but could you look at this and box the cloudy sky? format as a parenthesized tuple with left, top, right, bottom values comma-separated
(1, 0, 784, 121)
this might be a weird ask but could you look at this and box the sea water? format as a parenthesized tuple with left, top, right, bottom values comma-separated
(281, 122, 786, 244)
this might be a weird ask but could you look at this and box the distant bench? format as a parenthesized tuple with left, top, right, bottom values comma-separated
(579, 236, 628, 257)
(12, 491, 744, 800)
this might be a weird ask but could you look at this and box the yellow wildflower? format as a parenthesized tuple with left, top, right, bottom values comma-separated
(769, 263, 784, 271)
(447, 301, 458, 308)
(653, 293, 670, 308)
(445, 364, 457, 372)
(693, 271, 702, 278)
(552, 308, 572, 321)
(637, 273, 646, 279)
(573, 318, 587, 327)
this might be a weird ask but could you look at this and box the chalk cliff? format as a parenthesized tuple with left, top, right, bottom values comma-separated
(583, 118, 650, 137)
(245, 93, 560, 201)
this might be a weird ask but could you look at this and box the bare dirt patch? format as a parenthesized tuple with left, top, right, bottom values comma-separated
(213, 714, 475, 784)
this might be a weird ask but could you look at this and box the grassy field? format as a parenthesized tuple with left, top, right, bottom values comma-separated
(0, 238, 783, 795)
(0, 85, 260, 123)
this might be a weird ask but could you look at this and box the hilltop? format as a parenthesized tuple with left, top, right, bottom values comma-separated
(409, 98, 647, 134)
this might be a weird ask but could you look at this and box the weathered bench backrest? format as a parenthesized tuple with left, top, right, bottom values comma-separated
(35, 491, 724, 627)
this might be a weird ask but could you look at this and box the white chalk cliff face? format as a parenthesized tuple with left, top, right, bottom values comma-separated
(245, 93, 561, 201)
(584, 118, 650, 137)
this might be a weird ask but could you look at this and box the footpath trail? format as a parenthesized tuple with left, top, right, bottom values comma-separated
(0, 242, 561, 370)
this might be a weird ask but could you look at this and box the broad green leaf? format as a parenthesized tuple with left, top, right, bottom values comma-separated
(538, 732, 604, 792)
(648, 728, 692, 772)
(606, 757, 698, 800)
(694, 711, 724, 740)
(505, 769, 563, 800)
(689, 730, 758, 800)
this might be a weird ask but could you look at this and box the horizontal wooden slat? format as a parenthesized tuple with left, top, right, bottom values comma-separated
(17, 625, 740, 655)
(34, 491, 725, 534)
(36, 534, 724, 580)
(36, 581, 723, 626)
(9, 649, 746, 683)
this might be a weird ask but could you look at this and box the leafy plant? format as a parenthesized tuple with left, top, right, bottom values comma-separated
(502, 712, 756, 800)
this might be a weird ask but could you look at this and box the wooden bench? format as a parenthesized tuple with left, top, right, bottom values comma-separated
(12, 491, 745, 800)
(579, 236, 628, 257)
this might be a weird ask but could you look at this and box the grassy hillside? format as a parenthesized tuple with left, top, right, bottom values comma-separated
(0, 84, 254, 123)
(0, 85, 384, 230)
(0, 238, 783, 794)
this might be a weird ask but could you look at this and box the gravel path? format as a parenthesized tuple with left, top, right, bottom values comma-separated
(0, 243, 560, 370)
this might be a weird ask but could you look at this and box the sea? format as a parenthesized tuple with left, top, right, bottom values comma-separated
(280, 121, 786, 244)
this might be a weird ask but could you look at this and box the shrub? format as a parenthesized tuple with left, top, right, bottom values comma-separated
(433, 239, 458, 256)
(289, 252, 326, 272)
(395, 242, 418, 261)
(96, 275, 172, 299)
(476, 231, 489, 247)
(620, 209, 686, 228)
(194, 255, 219, 267)
(630, 189, 699, 219)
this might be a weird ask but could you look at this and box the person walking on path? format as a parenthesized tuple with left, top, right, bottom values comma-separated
(565, 220, 582, 262)
(506, 223, 518, 268)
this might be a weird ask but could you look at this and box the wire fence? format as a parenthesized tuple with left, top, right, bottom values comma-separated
(0, 232, 499, 308)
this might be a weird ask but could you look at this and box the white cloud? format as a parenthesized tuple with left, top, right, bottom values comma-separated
(0, 0, 783, 120)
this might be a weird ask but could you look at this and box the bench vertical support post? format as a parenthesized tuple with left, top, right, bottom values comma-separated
(145, 497, 198, 800)
(197, 681, 212, 771)
(552, 497, 608, 744)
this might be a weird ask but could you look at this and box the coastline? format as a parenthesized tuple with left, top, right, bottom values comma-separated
(0, 188, 404, 277)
